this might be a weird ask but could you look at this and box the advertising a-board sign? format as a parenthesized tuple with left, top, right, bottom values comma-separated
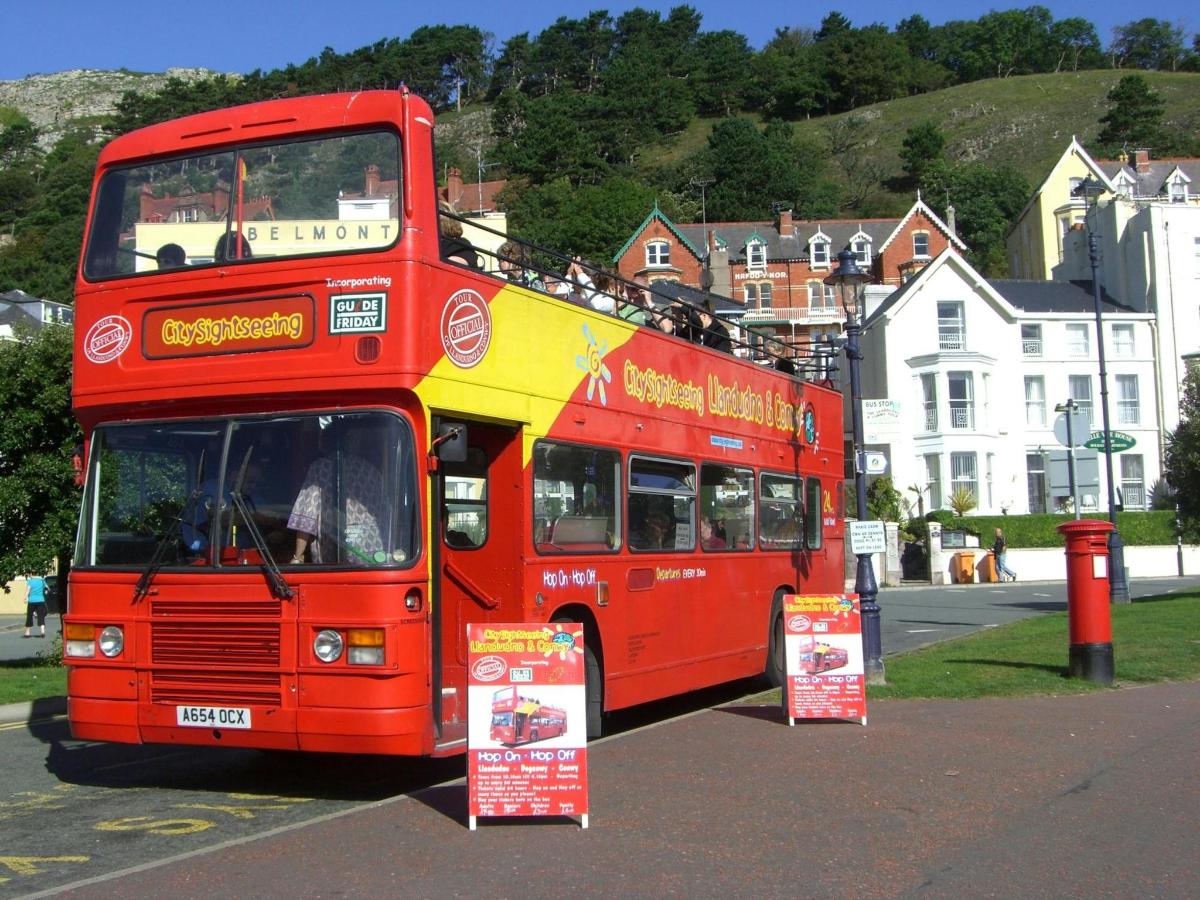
(467, 622, 589, 829)
(783, 595, 867, 726)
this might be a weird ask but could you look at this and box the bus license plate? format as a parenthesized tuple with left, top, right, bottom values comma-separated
(176, 705, 252, 729)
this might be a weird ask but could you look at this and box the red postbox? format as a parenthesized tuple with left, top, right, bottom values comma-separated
(1057, 519, 1114, 684)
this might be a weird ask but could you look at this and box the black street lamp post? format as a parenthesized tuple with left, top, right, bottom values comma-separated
(1074, 177, 1130, 604)
(826, 248, 885, 683)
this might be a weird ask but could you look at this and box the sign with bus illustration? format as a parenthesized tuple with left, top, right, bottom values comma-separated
(783, 595, 867, 726)
(467, 622, 589, 829)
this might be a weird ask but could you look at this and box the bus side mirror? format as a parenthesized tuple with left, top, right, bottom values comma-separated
(436, 423, 468, 463)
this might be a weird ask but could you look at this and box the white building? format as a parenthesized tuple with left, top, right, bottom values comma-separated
(858, 248, 1158, 516)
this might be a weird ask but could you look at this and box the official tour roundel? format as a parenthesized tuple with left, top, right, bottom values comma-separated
(84, 315, 133, 364)
(440, 289, 492, 368)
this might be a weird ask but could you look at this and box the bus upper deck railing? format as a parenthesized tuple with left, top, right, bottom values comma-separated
(440, 210, 840, 384)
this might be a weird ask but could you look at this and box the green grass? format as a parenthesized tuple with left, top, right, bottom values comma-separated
(0, 646, 67, 706)
(748, 592, 1200, 704)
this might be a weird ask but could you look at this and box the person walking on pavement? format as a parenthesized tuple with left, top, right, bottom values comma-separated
(23, 574, 47, 638)
(993, 528, 1017, 582)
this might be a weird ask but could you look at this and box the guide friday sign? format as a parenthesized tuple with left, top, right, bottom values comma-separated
(467, 622, 589, 830)
(783, 595, 867, 726)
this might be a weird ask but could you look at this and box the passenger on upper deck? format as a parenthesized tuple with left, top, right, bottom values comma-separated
(439, 203, 478, 268)
(496, 241, 544, 291)
(617, 278, 651, 326)
(155, 243, 187, 269)
(214, 232, 252, 261)
(696, 301, 733, 354)
(564, 258, 617, 315)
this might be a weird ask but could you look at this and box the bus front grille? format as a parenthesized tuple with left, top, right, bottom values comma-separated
(152, 622, 281, 667)
(152, 598, 283, 617)
(151, 670, 282, 706)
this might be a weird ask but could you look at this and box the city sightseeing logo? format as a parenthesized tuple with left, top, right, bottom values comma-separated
(542, 623, 583, 661)
(440, 289, 491, 368)
(575, 324, 611, 405)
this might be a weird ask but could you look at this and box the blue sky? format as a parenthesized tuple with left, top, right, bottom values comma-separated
(2, 1, 1195, 81)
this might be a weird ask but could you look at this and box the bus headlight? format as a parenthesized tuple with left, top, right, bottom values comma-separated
(98, 626, 124, 658)
(65, 623, 96, 658)
(347, 628, 384, 666)
(314, 629, 344, 663)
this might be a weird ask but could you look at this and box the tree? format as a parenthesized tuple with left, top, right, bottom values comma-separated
(1164, 367, 1200, 540)
(919, 160, 1029, 276)
(899, 121, 946, 186)
(0, 324, 82, 585)
(1097, 75, 1166, 152)
(1048, 18, 1104, 72)
(866, 476, 905, 523)
(1110, 18, 1186, 71)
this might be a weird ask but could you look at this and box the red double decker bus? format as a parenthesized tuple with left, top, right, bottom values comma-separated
(65, 88, 845, 756)
(489, 686, 567, 746)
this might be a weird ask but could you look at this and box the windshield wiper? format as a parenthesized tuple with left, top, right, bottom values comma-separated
(228, 446, 294, 600)
(134, 450, 207, 603)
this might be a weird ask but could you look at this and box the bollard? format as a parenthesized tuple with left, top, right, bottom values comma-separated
(1057, 519, 1115, 684)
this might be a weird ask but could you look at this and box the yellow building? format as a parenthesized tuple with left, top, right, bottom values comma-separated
(1007, 138, 1200, 280)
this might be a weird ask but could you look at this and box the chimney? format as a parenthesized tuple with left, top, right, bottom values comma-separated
(364, 164, 381, 196)
(946, 204, 956, 238)
(1133, 149, 1151, 174)
(447, 167, 464, 205)
(777, 207, 793, 237)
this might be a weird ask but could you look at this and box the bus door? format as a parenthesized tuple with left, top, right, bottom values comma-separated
(432, 419, 523, 747)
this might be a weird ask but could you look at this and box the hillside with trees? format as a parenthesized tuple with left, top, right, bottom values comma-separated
(3, 7, 1200, 303)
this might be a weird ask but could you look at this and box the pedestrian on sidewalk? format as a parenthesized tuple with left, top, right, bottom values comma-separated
(23, 574, 47, 638)
(993, 528, 1017, 582)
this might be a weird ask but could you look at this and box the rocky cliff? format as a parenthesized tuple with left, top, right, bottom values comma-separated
(0, 68, 234, 148)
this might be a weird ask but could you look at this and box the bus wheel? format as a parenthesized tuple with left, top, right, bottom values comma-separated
(583, 642, 602, 739)
(531, 729, 539, 743)
(765, 592, 786, 688)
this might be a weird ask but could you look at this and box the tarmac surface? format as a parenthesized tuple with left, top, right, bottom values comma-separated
(36, 681, 1200, 898)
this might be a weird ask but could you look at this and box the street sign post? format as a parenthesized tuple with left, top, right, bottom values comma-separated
(849, 521, 886, 556)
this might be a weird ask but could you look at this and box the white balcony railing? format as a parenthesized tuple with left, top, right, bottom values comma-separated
(939, 331, 965, 351)
(1022, 339, 1042, 356)
(950, 403, 974, 429)
(923, 403, 938, 432)
(742, 305, 845, 324)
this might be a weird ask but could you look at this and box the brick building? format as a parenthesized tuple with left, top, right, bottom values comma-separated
(613, 199, 963, 352)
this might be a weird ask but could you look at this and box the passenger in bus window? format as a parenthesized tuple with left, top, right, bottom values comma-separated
(700, 517, 727, 549)
(288, 428, 386, 565)
(155, 243, 187, 269)
(632, 510, 672, 550)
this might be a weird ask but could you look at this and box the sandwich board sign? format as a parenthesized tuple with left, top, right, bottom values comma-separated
(783, 595, 867, 726)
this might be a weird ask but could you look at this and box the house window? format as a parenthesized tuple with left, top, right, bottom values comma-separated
(747, 241, 766, 270)
(1069, 374, 1093, 426)
(1194, 237, 1200, 278)
(1120, 454, 1145, 510)
(925, 454, 942, 510)
(1024, 376, 1045, 427)
(810, 240, 829, 268)
(948, 371, 974, 429)
(645, 241, 670, 267)
(950, 452, 978, 501)
(1116, 374, 1139, 425)
(759, 282, 772, 308)
(1168, 181, 1188, 203)
(1068, 176, 1084, 201)
(1027, 452, 1047, 513)
(986, 453, 995, 508)
(913, 232, 930, 258)
(937, 301, 965, 350)
(745, 283, 757, 305)
(1111, 324, 1135, 357)
(1066, 323, 1090, 356)
(920, 373, 938, 431)
(853, 238, 871, 265)
(1021, 324, 1042, 356)
(808, 281, 836, 311)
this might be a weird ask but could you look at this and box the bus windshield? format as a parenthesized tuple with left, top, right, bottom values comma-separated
(76, 411, 418, 569)
(83, 129, 400, 279)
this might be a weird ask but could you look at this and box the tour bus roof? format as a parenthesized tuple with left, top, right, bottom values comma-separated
(97, 90, 435, 165)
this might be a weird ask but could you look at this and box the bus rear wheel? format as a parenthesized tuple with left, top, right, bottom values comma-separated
(765, 592, 786, 688)
(554, 616, 603, 739)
